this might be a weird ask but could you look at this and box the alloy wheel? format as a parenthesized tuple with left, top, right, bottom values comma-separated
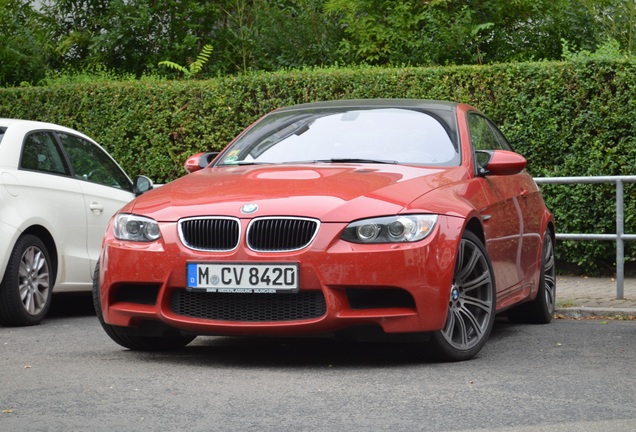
(543, 234, 556, 314)
(441, 237, 494, 350)
(19, 245, 51, 316)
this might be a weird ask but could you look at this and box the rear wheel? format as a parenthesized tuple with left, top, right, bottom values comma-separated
(508, 230, 555, 324)
(92, 261, 195, 350)
(425, 231, 496, 362)
(0, 235, 54, 326)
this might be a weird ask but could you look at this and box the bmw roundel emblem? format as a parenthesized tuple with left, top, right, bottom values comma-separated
(240, 203, 259, 214)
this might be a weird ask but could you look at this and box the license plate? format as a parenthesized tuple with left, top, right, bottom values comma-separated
(186, 262, 299, 293)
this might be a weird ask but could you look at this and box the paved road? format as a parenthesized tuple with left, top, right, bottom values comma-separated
(1, 294, 635, 432)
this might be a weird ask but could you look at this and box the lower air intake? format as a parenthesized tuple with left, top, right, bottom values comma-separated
(170, 290, 326, 322)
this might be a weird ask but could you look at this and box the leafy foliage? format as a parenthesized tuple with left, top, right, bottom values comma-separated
(159, 44, 214, 78)
(0, 0, 49, 86)
(3, 0, 635, 86)
(38, 0, 225, 77)
(580, 0, 636, 56)
(250, 0, 345, 70)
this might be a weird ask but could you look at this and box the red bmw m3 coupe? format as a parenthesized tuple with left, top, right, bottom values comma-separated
(94, 99, 555, 361)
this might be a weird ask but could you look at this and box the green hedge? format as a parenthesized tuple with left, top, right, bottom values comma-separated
(2, 60, 636, 274)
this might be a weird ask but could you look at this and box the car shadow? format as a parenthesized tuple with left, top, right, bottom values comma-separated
(130, 336, 429, 367)
(44, 295, 521, 366)
(48, 293, 96, 318)
(117, 320, 521, 368)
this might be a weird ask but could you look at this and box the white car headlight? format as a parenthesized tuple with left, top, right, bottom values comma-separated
(114, 214, 161, 242)
(341, 215, 438, 244)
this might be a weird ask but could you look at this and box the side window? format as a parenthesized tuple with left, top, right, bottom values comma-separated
(468, 113, 514, 171)
(20, 132, 70, 175)
(58, 133, 132, 191)
(490, 123, 513, 152)
(468, 113, 513, 152)
(468, 113, 501, 151)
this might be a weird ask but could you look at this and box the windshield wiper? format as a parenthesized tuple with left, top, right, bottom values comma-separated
(218, 161, 273, 166)
(324, 158, 398, 164)
(220, 159, 399, 166)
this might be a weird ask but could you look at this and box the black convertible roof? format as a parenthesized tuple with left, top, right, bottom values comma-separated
(274, 99, 460, 113)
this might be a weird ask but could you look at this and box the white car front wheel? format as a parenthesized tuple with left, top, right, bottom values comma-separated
(0, 234, 54, 326)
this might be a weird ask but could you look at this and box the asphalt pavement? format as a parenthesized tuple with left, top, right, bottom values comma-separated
(556, 275, 636, 319)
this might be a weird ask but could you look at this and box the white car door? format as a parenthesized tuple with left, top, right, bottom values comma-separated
(56, 132, 136, 276)
(78, 181, 134, 273)
(17, 131, 89, 290)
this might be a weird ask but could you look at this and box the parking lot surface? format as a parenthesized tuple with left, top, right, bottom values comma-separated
(1, 293, 635, 432)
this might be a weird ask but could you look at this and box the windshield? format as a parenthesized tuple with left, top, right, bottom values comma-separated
(216, 107, 460, 166)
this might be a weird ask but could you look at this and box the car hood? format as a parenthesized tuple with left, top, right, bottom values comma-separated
(128, 164, 469, 222)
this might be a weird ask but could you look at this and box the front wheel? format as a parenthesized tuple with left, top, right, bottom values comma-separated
(0, 235, 54, 326)
(92, 261, 195, 350)
(424, 231, 496, 362)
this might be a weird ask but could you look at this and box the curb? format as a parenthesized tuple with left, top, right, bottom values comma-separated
(555, 307, 636, 320)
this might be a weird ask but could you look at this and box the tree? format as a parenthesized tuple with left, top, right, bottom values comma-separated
(251, 0, 345, 70)
(39, 0, 227, 76)
(2, 0, 633, 87)
(324, 0, 607, 66)
(0, 0, 49, 86)
(324, 0, 432, 65)
(581, 0, 636, 55)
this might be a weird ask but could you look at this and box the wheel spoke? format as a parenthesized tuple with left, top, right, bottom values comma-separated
(462, 269, 491, 293)
(19, 280, 29, 301)
(455, 310, 469, 347)
(25, 291, 35, 314)
(444, 309, 456, 339)
(33, 289, 46, 311)
(19, 261, 29, 279)
(458, 244, 480, 281)
(544, 273, 555, 308)
(458, 304, 485, 338)
(444, 306, 482, 350)
(545, 252, 555, 272)
(444, 309, 469, 347)
(544, 273, 555, 292)
(462, 294, 492, 314)
(34, 250, 47, 274)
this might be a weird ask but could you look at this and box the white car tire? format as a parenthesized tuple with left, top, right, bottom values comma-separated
(0, 234, 54, 326)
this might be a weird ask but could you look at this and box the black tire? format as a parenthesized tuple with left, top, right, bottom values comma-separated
(92, 261, 195, 350)
(508, 230, 556, 324)
(0, 235, 54, 326)
(424, 231, 496, 362)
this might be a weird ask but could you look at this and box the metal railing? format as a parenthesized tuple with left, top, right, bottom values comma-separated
(533, 175, 636, 299)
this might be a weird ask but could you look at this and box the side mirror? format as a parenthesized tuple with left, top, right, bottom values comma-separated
(184, 152, 219, 174)
(477, 150, 527, 176)
(132, 175, 154, 196)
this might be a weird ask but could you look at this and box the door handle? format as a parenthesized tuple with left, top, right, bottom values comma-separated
(89, 202, 104, 214)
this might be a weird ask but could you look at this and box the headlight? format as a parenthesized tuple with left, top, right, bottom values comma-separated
(341, 215, 438, 244)
(113, 214, 161, 242)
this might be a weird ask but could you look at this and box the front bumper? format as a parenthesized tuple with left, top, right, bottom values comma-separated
(98, 216, 463, 337)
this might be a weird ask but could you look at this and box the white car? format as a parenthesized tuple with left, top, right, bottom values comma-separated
(0, 119, 152, 326)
